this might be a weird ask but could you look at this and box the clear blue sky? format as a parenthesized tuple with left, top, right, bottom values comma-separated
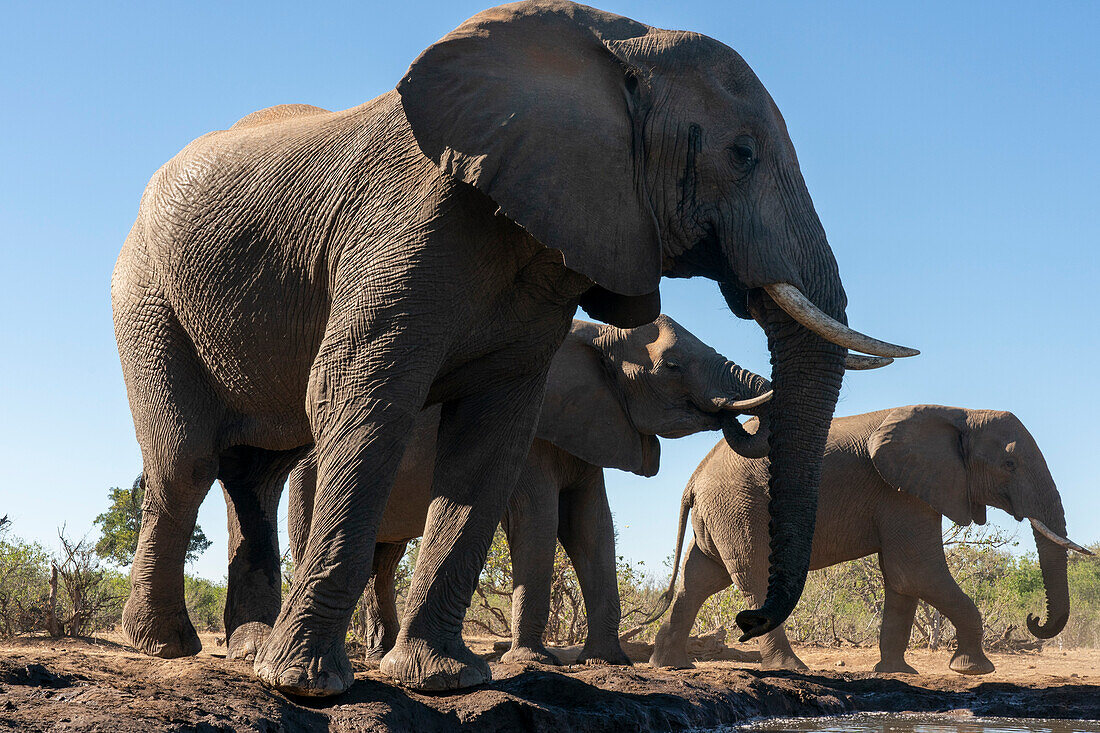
(1, 1, 1097, 582)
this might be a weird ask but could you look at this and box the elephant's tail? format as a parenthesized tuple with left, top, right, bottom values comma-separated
(638, 477, 696, 627)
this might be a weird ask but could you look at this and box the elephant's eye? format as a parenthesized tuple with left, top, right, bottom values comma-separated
(1004, 457, 1017, 472)
(661, 359, 681, 372)
(728, 136, 757, 171)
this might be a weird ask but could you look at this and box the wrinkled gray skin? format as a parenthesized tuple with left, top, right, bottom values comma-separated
(285, 316, 770, 668)
(650, 406, 1072, 675)
(112, 1, 857, 695)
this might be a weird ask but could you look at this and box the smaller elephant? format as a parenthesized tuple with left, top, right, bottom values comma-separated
(289, 316, 772, 667)
(648, 405, 1092, 675)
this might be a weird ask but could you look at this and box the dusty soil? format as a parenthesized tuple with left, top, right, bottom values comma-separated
(1, 633, 1098, 732)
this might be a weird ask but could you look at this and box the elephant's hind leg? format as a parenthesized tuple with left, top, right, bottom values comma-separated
(360, 541, 409, 666)
(380, 375, 552, 692)
(874, 585, 920, 674)
(116, 298, 223, 659)
(650, 540, 731, 669)
(220, 446, 304, 661)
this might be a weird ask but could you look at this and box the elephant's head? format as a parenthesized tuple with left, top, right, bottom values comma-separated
(398, 0, 917, 638)
(869, 405, 1092, 640)
(536, 316, 771, 477)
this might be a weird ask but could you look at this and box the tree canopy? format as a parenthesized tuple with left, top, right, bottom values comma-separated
(93, 478, 211, 566)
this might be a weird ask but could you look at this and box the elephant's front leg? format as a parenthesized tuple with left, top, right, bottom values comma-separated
(499, 465, 562, 666)
(881, 537, 994, 675)
(557, 469, 631, 666)
(379, 376, 549, 691)
(916, 565, 994, 675)
(254, 405, 420, 695)
(285, 451, 408, 666)
(254, 327, 441, 696)
(874, 585, 920, 674)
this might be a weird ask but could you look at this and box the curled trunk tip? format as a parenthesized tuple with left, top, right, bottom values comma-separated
(1027, 610, 1069, 639)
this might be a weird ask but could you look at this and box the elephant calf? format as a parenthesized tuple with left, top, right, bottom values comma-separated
(649, 405, 1091, 675)
(288, 316, 771, 667)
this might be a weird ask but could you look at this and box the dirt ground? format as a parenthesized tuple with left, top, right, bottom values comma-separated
(1, 632, 1098, 732)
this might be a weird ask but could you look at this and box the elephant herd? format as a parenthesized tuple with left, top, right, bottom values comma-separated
(110, 0, 1086, 697)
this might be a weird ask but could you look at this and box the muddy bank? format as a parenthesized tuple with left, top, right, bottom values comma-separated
(1, 636, 1098, 732)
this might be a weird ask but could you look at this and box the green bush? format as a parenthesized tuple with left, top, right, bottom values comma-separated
(0, 518, 227, 638)
(184, 575, 228, 632)
(0, 526, 52, 637)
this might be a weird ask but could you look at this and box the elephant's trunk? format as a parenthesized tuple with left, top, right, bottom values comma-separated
(1026, 498, 1071, 639)
(722, 413, 771, 460)
(707, 360, 773, 458)
(731, 288, 845, 641)
(720, 361, 771, 402)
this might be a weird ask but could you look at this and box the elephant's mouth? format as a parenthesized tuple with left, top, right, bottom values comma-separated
(657, 426, 705, 439)
(657, 411, 726, 439)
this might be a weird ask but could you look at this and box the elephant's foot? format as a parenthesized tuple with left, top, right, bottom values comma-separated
(577, 639, 632, 667)
(122, 600, 201, 658)
(760, 653, 808, 671)
(874, 658, 919, 674)
(649, 634, 694, 669)
(253, 629, 354, 697)
(226, 622, 272, 661)
(949, 650, 995, 675)
(379, 635, 491, 692)
(765, 651, 809, 669)
(500, 643, 561, 666)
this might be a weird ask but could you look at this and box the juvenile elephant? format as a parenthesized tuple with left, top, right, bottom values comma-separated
(112, 0, 914, 694)
(287, 316, 773, 668)
(649, 405, 1090, 675)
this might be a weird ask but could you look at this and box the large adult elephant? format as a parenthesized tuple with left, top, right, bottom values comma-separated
(647, 406, 1089, 674)
(285, 316, 776, 669)
(112, 1, 915, 695)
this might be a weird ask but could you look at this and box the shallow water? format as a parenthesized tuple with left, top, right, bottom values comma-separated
(711, 713, 1100, 733)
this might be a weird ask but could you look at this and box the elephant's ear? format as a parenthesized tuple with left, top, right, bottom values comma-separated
(868, 405, 979, 526)
(397, 2, 662, 300)
(536, 331, 659, 477)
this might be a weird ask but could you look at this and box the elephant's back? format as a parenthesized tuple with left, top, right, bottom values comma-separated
(229, 104, 331, 129)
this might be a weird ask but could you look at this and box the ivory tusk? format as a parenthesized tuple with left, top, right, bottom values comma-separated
(763, 283, 920, 359)
(717, 390, 774, 412)
(845, 354, 894, 370)
(1030, 518, 1095, 556)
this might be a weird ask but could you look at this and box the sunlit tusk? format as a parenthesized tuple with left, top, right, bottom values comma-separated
(1030, 518, 1095, 556)
(763, 283, 920, 359)
(716, 390, 774, 412)
(845, 355, 894, 370)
